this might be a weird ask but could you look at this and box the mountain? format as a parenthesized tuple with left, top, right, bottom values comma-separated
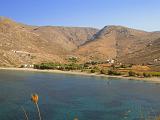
(75, 25, 160, 65)
(118, 38, 160, 69)
(0, 17, 98, 66)
(0, 17, 160, 68)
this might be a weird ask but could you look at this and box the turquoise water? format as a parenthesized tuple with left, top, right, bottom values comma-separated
(0, 70, 160, 120)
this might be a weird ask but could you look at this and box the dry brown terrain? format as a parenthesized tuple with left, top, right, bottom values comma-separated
(0, 17, 160, 69)
(75, 26, 160, 67)
(0, 17, 98, 66)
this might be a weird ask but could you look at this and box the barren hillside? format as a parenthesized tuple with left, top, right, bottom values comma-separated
(75, 26, 160, 65)
(0, 17, 98, 66)
(0, 17, 160, 68)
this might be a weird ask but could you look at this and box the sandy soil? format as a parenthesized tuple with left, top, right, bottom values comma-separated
(0, 67, 160, 83)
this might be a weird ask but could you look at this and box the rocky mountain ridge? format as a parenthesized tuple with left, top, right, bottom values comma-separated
(0, 17, 160, 68)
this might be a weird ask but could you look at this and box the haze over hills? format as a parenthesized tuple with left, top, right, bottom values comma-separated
(0, 17, 160, 68)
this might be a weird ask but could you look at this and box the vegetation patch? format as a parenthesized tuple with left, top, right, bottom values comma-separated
(108, 70, 122, 76)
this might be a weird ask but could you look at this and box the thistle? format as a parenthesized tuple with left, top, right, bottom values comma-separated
(73, 116, 78, 120)
(21, 106, 29, 120)
(31, 94, 42, 120)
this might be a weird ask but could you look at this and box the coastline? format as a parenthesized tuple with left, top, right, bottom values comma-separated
(0, 67, 160, 83)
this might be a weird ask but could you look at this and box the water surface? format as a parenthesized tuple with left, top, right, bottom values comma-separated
(0, 70, 160, 120)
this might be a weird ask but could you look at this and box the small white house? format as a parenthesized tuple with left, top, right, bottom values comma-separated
(106, 59, 115, 64)
(154, 59, 158, 62)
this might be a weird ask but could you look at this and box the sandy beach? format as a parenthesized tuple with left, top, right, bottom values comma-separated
(0, 67, 160, 83)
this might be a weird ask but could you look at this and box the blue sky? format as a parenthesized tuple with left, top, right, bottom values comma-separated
(0, 0, 160, 31)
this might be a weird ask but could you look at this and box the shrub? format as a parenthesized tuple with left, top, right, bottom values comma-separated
(128, 71, 136, 76)
(108, 70, 114, 75)
(83, 63, 89, 68)
(39, 63, 55, 69)
(149, 72, 160, 77)
(111, 64, 115, 69)
(135, 72, 141, 77)
(120, 64, 127, 68)
(90, 69, 96, 73)
(34, 64, 41, 69)
(118, 64, 133, 68)
(91, 61, 98, 65)
(108, 70, 122, 76)
(20, 65, 25, 68)
(100, 69, 107, 74)
(68, 57, 78, 63)
(34, 63, 84, 71)
(143, 73, 152, 77)
(128, 64, 133, 68)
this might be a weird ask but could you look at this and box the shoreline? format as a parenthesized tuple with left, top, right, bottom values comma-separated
(0, 67, 160, 83)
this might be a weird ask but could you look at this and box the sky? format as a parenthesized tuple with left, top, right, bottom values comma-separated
(0, 0, 160, 31)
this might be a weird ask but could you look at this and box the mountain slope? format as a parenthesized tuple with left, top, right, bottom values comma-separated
(0, 17, 160, 68)
(75, 26, 160, 64)
(119, 38, 160, 66)
(0, 17, 98, 66)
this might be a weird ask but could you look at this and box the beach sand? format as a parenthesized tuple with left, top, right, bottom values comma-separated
(0, 67, 160, 83)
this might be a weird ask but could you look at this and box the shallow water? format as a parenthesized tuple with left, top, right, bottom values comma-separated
(0, 70, 160, 120)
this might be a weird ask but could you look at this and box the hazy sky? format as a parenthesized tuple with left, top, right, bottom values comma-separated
(0, 0, 160, 31)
